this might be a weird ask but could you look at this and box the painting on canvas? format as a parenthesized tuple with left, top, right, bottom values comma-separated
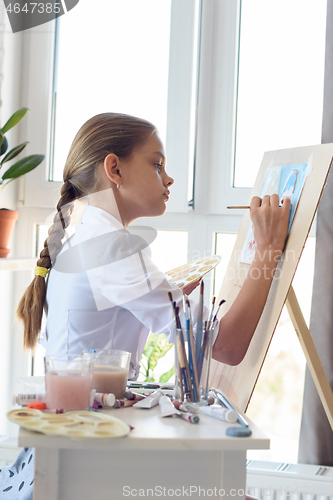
(239, 162, 310, 264)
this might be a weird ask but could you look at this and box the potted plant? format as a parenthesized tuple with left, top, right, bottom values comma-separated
(0, 107, 45, 257)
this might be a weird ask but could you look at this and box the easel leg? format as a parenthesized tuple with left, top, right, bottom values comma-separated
(286, 285, 333, 431)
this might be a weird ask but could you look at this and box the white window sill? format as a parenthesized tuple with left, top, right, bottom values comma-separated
(0, 258, 35, 272)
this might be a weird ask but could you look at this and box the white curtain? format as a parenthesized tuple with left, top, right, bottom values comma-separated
(298, 0, 333, 465)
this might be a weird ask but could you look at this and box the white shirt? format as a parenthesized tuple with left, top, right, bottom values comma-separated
(41, 205, 213, 379)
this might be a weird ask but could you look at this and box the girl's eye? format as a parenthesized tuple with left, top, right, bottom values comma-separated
(155, 164, 163, 172)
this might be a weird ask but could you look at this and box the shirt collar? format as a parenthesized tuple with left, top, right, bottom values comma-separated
(81, 205, 125, 231)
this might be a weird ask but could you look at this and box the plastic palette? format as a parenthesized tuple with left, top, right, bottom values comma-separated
(165, 255, 221, 288)
(7, 408, 130, 440)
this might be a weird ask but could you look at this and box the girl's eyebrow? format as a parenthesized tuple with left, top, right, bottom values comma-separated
(153, 151, 166, 160)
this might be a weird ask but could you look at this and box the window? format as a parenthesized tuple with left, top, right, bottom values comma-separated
(46, 0, 201, 214)
(52, 0, 172, 182)
(234, 0, 327, 188)
(214, 233, 238, 293)
(246, 236, 316, 463)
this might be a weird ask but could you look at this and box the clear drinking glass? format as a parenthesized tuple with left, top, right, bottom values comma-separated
(44, 355, 93, 411)
(83, 350, 131, 399)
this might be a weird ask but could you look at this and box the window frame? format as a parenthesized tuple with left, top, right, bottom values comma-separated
(195, 0, 251, 215)
(20, 21, 60, 209)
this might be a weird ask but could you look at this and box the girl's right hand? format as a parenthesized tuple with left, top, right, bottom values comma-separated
(250, 194, 290, 256)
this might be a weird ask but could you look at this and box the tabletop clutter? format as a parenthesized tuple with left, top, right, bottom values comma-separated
(8, 283, 251, 438)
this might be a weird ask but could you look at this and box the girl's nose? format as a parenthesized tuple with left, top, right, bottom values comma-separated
(164, 172, 174, 186)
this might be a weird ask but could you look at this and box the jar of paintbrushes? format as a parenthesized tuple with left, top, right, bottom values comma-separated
(168, 282, 224, 406)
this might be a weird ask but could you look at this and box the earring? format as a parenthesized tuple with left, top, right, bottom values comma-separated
(117, 184, 120, 189)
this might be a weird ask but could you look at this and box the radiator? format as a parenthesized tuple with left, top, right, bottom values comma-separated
(246, 460, 333, 500)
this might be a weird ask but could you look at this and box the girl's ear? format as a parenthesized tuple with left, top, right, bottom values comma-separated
(104, 153, 122, 187)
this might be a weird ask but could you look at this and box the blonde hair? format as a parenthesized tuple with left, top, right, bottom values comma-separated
(17, 112, 156, 350)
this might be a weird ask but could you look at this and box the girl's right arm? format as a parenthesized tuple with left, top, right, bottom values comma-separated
(212, 194, 290, 366)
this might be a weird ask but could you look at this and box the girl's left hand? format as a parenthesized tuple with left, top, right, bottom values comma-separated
(181, 279, 201, 295)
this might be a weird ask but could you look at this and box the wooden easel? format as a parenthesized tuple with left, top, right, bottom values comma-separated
(286, 286, 333, 430)
(209, 144, 333, 422)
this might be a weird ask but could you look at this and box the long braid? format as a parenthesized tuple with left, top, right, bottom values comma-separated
(17, 181, 79, 350)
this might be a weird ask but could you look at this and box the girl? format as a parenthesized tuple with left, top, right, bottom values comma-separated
(17, 112, 290, 367)
(5, 113, 289, 500)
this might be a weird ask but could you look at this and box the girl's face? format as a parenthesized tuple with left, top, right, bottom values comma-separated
(117, 133, 174, 225)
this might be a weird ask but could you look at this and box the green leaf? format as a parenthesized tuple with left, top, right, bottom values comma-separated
(159, 365, 175, 383)
(141, 333, 174, 381)
(1, 107, 29, 134)
(0, 136, 8, 156)
(0, 178, 15, 193)
(2, 154, 45, 180)
(148, 334, 173, 373)
(1, 142, 28, 165)
(142, 333, 159, 360)
(0, 132, 4, 149)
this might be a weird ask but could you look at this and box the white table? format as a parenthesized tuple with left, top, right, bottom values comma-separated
(19, 405, 269, 500)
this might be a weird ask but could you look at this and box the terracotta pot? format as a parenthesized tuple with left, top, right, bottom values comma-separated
(0, 209, 18, 258)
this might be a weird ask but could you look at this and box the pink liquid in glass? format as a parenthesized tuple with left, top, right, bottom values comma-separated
(45, 371, 92, 410)
(92, 365, 128, 399)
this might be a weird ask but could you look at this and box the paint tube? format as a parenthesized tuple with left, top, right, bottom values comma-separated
(133, 390, 164, 408)
(113, 399, 137, 408)
(175, 412, 199, 424)
(159, 395, 179, 417)
(12, 393, 46, 406)
(94, 392, 116, 408)
(124, 390, 146, 401)
(199, 404, 238, 423)
(171, 399, 188, 412)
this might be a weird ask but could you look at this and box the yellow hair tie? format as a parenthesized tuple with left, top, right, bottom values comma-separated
(35, 266, 50, 278)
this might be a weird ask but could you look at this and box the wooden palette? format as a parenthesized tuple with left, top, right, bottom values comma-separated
(7, 408, 130, 440)
(165, 255, 221, 288)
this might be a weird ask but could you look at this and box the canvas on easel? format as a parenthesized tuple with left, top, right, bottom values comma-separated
(210, 143, 333, 425)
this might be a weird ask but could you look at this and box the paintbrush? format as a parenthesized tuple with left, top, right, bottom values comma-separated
(168, 291, 177, 326)
(227, 203, 283, 209)
(198, 295, 216, 378)
(168, 291, 184, 401)
(186, 299, 200, 401)
(207, 295, 216, 332)
(227, 206, 250, 209)
(183, 297, 198, 402)
(195, 280, 204, 370)
(175, 317, 194, 402)
(199, 298, 225, 378)
(212, 299, 226, 323)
